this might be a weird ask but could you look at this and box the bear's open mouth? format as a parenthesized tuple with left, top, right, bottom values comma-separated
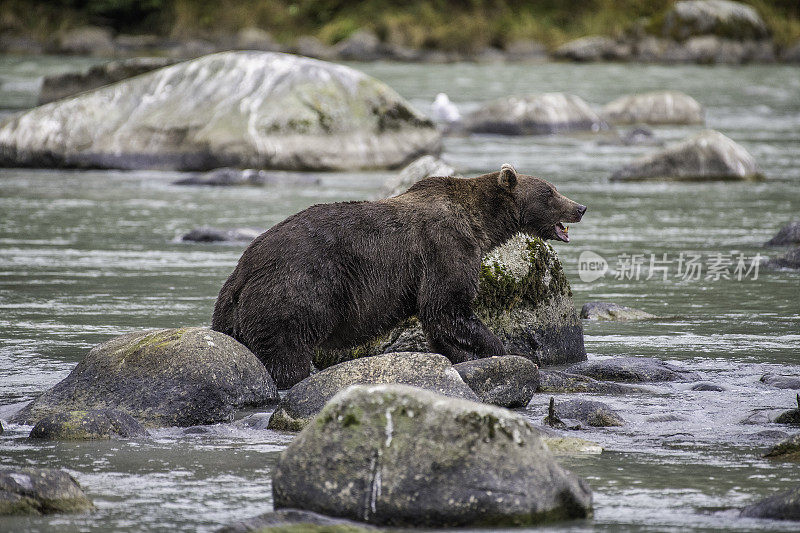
(554, 222, 570, 242)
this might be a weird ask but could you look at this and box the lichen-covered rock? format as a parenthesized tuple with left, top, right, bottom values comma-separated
(0, 51, 440, 171)
(272, 384, 593, 527)
(12, 328, 278, 427)
(0, 468, 94, 515)
(464, 93, 609, 135)
(219, 509, 378, 533)
(766, 222, 800, 246)
(38, 57, 176, 105)
(180, 227, 262, 243)
(566, 357, 701, 383)
(765, 435, 800, 460)
(378, 155, 456, 198)
(659, 1, 770, 41)
(268, 352, 478, 431)
(601, 91, 704, 125)
(764, 247, 800, 270)
(580, 302, 657, 321)
(29, 409, 147, 440)
(314, 234, 586, 369)
(538, 371, 643, 393)
(741, 486, 800, 521)
(453, 356, 539, 408)
(554, 36, 630, 62)
(611, 130, 762, 181)
(761, 373, 800, 390)
(552, 399, 625, 427)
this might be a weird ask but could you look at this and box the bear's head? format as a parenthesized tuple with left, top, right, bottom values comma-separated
(498, 164, 586, 243)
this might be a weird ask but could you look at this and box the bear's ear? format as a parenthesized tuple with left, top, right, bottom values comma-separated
(498, 163, 517, 190)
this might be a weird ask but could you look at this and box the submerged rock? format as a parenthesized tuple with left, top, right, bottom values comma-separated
(272, 384, 593, 527)
(453, 356, 539, 408)
(580, 302, 657, 321)
(378, 155, 455, 198)
(659, 1, 770, 41)
(219, 508, 378, 532)
(765, 434, 800, 460)
(764, 247, 800, 270)
(766, 221, 800, 246)
(314, 234, 586, 369)
(173, 168, 322, 187)
(0, 468, 94, 515)
(464, 93, 609, 135)
(775, 395, 800, 425)
(180, 227, 262, 243)
(690, 382, 727, 391)
(29, 409, 147, 440)
(741, 486, 800, 521)
(601, 91, 704, 125)
(761, 373, 800, 390)
(552, 399, 625, 427)
(268, 352, 478, 431)
(12, 328, 278, 427)
(566, 357, 701, 383)
(611, 130, 762, 181)
(538, 370, 643, 394)
(0, 52, 440, 171)
(38, 57, 176, 105)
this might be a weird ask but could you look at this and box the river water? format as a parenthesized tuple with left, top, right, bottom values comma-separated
(0, 56, 798, 532)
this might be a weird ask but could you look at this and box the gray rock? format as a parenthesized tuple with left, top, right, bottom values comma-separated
(691, 382, 727, 391)
(611, 130, 762, 181)
(180, 227, 262, 243)
(174, 168, 322, 187)
(580, 302, 657, 321)
(472, 47, 506, 63)
(504, 40, 548, 62)
(453, 356, 539, 408)
(293, 36, 337, 60)
(553, 399, 625, 427)
(538, 371, 645, 394)
(314, 234, 586, 369)
(761, 373, 800, 389)
(660, 0, 770, 41)
(57, 26, 115, 56)
(272, 384, 593, 527)
(782, 41, 800, 63)
(333, 30, 384, 61)
(741, 486, 800, 521)
(268, 352, 478, 431)
(464, 93, 610, 135)
(764, 247, 800, 269)
(219, 508, 378, 532)
(234, 27, 280, 51)
(0, 468, 94, 515)
(554, 36, 630, 62)
(0, 52, 440, 171)
(766, 222, 800, 246)
(29, 409, 147, 440)
(680, 35, 774, 64)
(764, 434, 800, 460)
(566, 357, 701, 383)
(378, 155, 455, 198)
(775, 395, 800, 425)
(114, 34, 162, 54)
(602, 91, 704, 125)
(38, 57, 177, 105)
(12, 328, 278, 427)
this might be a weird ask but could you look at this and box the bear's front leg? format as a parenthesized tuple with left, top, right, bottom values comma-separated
(420, 306, 506, 364)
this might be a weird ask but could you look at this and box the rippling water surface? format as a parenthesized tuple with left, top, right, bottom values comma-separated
(0, 57, 799, 532)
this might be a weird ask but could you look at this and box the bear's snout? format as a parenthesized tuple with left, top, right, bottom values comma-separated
(576, 204, 587, 220)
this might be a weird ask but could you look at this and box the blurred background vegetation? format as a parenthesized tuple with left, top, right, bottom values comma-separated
(2, 0, 800, 50)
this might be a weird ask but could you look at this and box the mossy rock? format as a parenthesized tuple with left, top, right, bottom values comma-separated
(272, 384, 593, 527)
(314, 234, 585, 369)
(12, 328, 279, 427)
(0, 468, 94, 515)
(29, 409, 147, 440)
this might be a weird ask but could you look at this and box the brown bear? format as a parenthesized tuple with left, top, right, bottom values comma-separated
(212, 164, 586, 388)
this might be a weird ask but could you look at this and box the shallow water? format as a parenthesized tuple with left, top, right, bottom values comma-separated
(0, 57, 799, 532)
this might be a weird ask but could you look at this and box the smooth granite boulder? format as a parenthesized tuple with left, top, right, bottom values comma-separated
(29, 409, 147, 440)
(0, 51, 440, 171)
(0, 469, 94, 515)
(272, 384, 593, 527)
(453, 356, 539, 408)
(601, 91, 704, 125)
(12, 328, 278, 427)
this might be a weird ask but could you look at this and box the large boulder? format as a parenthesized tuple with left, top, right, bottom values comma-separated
(611, 130, 762, 181)
(29, 409, 147, 440)
(764, 247, 800, 270)
(314, 233, 586, 369)
(272, 384, 593, 527)
(601, 91, 704, 125)
(268, 352, 478, 431)
(580, 302, 657, 321)
(766, 221, 800, 246)
(0, 51, 440, 171)
(453, 356, 539, 408)
(0, 468, 94, 515)
(12, 328, 278, 427)
(378, 155, 455, 198)
(38, 57, 176, 105)
(741, 486, 800, 521)
(566, 357, 701, 383)
(659, 1, 770, 41)
(464, 93, 609, 135)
